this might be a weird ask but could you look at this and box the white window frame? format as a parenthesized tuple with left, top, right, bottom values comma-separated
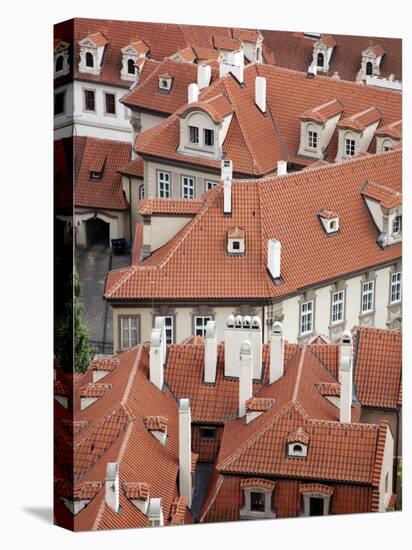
(120, 316, 138, 350)
(157, 171, 171, 198)
(331, 290, 345, 324)
(390, 272, 402, 304)
(164, 316, 174, 345)
(204, 128, 214, 147)
(181, 176, 195, 199)
(205, 180, 218, 191)
(307, 130, 318, 149)
(194, 316, 212, 337)
(240, 487, 276, 519)
(139, 184, 145, 200)
(104, 92, 116, 116)
(361, 281, 375, 313)
(189, 125, 199, 144)
(300, 300, 314, 335)
(345, 138, 356, 156)
(84, 88, 96, 112)
(302, 493, 331, 517)
(392, 215, 402, 235)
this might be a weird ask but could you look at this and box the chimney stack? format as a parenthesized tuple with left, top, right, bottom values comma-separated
(188, 82, 199, 104)
(154, 316, 167, 363)
(105, 463, 120, 513)
(269, 321, 284, 383)
(277, 160, 287, 176)
(267, 239, 281, 279)
(197, 63, 212, 90)
(222, 159, 233, 215)
(178, 399, 192, 507)
(339, 331, 353, 423)
(204, 321, 217, 383)
(148, 498, 164, 527)
(219, 50, 244, 83)
(150, 326, 164, 390)
(239, 341, 253, 417)
(255, 76, 266, 113)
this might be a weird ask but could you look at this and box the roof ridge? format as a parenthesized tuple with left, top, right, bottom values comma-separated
(292, 345, 307, 402)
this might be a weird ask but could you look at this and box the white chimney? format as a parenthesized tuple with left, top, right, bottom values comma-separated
(197, 64, 212, 90)
(204, 321, 217, 383)
(339, 331, 353, 423)
(219, 50, 244, 83)
(105, 463, 119, 513)
(150, 327, 164, 390)
(154, 316, 167, 363)
(188, 82, 199, 104)
(277, 160, 287, 176)
(178, 398, 192, 507)
(222, 159, 233, 215)
(239, 341, 253, 417)
(255, 76, 266, 113)
(267, 239, 281, 279)
(148, 498, 164, 527)
(270, 321, 284, 383)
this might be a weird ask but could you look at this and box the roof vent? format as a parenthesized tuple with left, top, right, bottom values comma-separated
(267, 239, 281, 279)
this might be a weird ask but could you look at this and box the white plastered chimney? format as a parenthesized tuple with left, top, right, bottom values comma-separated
(339, 331, 353, 423)
(188, 82, 199, 104)
(239, 341, 253, 417)
(204, 320, 217, 383)
(178, 398, 192, 507)
(219, 50, 244, 83)
(267, 239, 281, 279)
(277, 160, 287, 176)
(255, 76, 266, 113)
(150, 326, 164, 390)
(222, 159, 233, 215)
(224, 315, 262, 379)
(105, 462, 120, 513)
(269, 321, 284, 383)
(197, 63, 212, 90)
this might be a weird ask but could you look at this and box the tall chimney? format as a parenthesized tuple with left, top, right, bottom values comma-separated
(267, 239, 281, 279)
(239, 341, 253, 417)
(222, 159, 233, 215)
(204, 320, 217, 383)
(270, 321, 284, 383)
(154, 316, 167, 363)
(105, 463, 119, 513)
(197, 63, 211, 90)
(277, 160, 287, 176)
(188, 82, 199, 104)
(219, 50, 244, 83)
(339, 331, 353, 423)
(150, 327, 164, 390)
(148, 498, 164, 527)
(178, 398, 192, 507)
(255, 76, 266, 113)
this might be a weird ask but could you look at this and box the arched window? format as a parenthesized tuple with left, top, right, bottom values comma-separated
(86, 52, 94, 68)
(330, 220, 336, 231)
(366, 61, 373, 76)
(293, 444, 303, 453)
(56, 55, 64, 72)
(317, 53, 324, 68)
(127, 58, 135, 75)
(139, 184, 144, 200)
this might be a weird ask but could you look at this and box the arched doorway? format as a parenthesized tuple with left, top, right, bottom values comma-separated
(85, 217, 110, 248)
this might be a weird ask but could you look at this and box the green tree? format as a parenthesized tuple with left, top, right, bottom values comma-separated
(55, 270, 93, 373)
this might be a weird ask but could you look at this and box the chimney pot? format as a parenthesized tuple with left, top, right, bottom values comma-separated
(255, 76, 266, 113)
(105, 462, 120, 513)
(204, 321, 217, 384)
(197, 64, 211, 90)
(267, 239, 281, 279)
(239, 340, 253, 417)
(339, 331, 353, 423)
(269, 321, 284, 383)
(277, 160, 287, 176)
(222, 160, 233, 215)
(188, 82, 199, 104)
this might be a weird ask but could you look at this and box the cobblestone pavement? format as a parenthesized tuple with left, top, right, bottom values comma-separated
(75, 244, 130, 352)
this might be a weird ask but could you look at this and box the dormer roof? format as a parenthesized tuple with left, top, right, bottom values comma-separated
(144, 416, 168, 432)
(80, 31, 108, 47)
(79, 383, 111, 398)
(123, 482, 150, 500)
(363, 43, 385, 57)
(361, 180, 402, 209)
(213, 35, 243, 51)
(300, 99, 344, 123)
(287, 426, 310, 445)
(232, 29, 262, 43)
(181, 93, 234, 123)
(245, 397, 275, 412)
(375, 120, 402, 139)
(337, 107, 382, 131)
(318, 208, 339, 220)
(90, 358, 120, 372)
(139, 198, 203, 216)
(227, 226, 245, 239)
(316, 35, 337, 49)
(125, 39, 150, 55)
(54, 39, 69, 51)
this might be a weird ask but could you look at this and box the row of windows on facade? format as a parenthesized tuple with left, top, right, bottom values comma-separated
(54, 89, 118, 117)
(315, 52, 375, 76)
(307, 131, 395, 156)
(157, 170, 218, 199)
(80, 52, 136, 74)
(118, 272, 401, 349)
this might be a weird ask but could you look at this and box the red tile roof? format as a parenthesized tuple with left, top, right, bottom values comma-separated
(139, 198, 203, 216)
(300, 99, 344, 123)
(118, 155, 144, 178)
(144, 416, 168, 432)
(337, 107, 382, 131)
(91, 358, 120, 372)
(213, 36, 243, 51)
(367, 44, 386, 58)
(85, 32, 109, 47)
(232, 29, 262, 43)
(354, 327, 402, 409)
(123, 482, 150, 500)
(227, 226, 245, 239)
(361, 180, 402, 209)
(375, 120, 402, 139)
(74, 137, 131, 211)
(79, 383, 111, 398)
(105, 150, 401, 302)
(316, 382, 340, 397)
(299, 483, 334, 496)
(245, 397, 276, 412)
(318, 35, 337, 49)
(240, 478, 276, 490)
(287, 426, 310, 444)
(318, 208, 339, 220)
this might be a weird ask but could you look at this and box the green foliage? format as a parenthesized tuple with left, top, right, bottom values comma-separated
(55, 270, 93, 373)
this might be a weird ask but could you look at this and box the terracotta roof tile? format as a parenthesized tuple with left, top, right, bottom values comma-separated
(367, 44, 386, 57)
(227, 226, 245, 239)
(319, 35, 337, 49)
(139, 198, 203, 216)
(375, 120, 402, 139)
(79, 384, 112, 398)
(240, 478, 276, 491)
(287, 426, 310, 444)
(361, 180, 402, 209)
(338, 107, 382, 131)
(118, 156, 144, 178)
(170, 496, 188, 525)
(232, 29, 262, 43)
(300, 99, 344, 122)
(299, 483, 334, 496)
(144, 416, 168, 432)
(316, 382, 340, 397)
(55, 479, 103, 500)
(213, 36, 242, 51)
(123, 482, 150, 500)
(245, 397, 275, 412)
(61, 419, 89, 436)
(318, 208, 339, 219)
(91, 358, 120, 372)
(54, 381, 70, 396)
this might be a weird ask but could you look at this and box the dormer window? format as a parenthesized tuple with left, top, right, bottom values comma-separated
(89, 152, 106, 181)
(298, 100, 343, 160)
(56, 55, 64, 72)
(366, 62, 373, 76)
(311, 35, 336, 73)
(360, 44, 385, 80)
(307, 130, 318, 149)
(78, 32, 108, 76)
(318, 210, 339, 234)
(54, 39, 70, 78)
(287, 427, 309, 458)
(392, 215, 402, 235)
(90, 171, 101, 180)
(227, 227, 245, 255)
(336, 108, 382, 162)
(240, 479, 276, 520)
(127, 58, 135, 74)
(317, 52, 324, 68)
(204, 128, 214, 147)
(86, 52, 94, 67)
(345, 138, 356, 156)
(120, 40, 149, 81)
(159, 75, 173, 91)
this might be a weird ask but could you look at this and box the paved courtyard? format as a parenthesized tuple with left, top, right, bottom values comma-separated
(75, 244, 130, 354)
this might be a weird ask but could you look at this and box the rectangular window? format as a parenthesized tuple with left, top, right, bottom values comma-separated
(157, 171, 171, 198)
(309, 497, 325, 516)
(54, 92, 65, 115)
(194, 316, 212, 337)
(84, 89, 96, 111)
(205, 180, 218, 191)
(300, 301, 314, 335)
(204, 128, 214, 147)
(390, 272, 402, 304)
(361, 281, 375, 313)
(182, 176, 195, 199)
(120, 316, 138, 350)
(189, 125, 199, 144)
(392, 215, 402, 235)
(250, 492, 265, 512)
(307, 130, 318, 149)
(199, 426, 216, 441)
(345, 138, 356, 156)
(164, 316, 174, 345)
(105, 93, 116, 115)
(331, 290, 345, 324)
(90, 171, 101, 180)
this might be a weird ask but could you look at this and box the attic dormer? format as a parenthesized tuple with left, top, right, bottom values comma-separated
(121, 39, 149, 81)
(78, 32, 108, 75)
(227, 227, 245, 255)
(375, 120, 402, 154)
(54, 39, 70, 78)
(89, 151, 107, 180)
(311, 35, 336, 73)
(123, 482, 150, 514)
(361, 180, 402, 248)
(318, 209, 340, 235)
(144, 416, 168, 445)
(360, 44, 385, 79)
(335, 107, 382, 162)
(298, 99, 344, 159)
(286, 427, 310, 458)
(158, 74, 173, 92)
(79, 383, 111, 410)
